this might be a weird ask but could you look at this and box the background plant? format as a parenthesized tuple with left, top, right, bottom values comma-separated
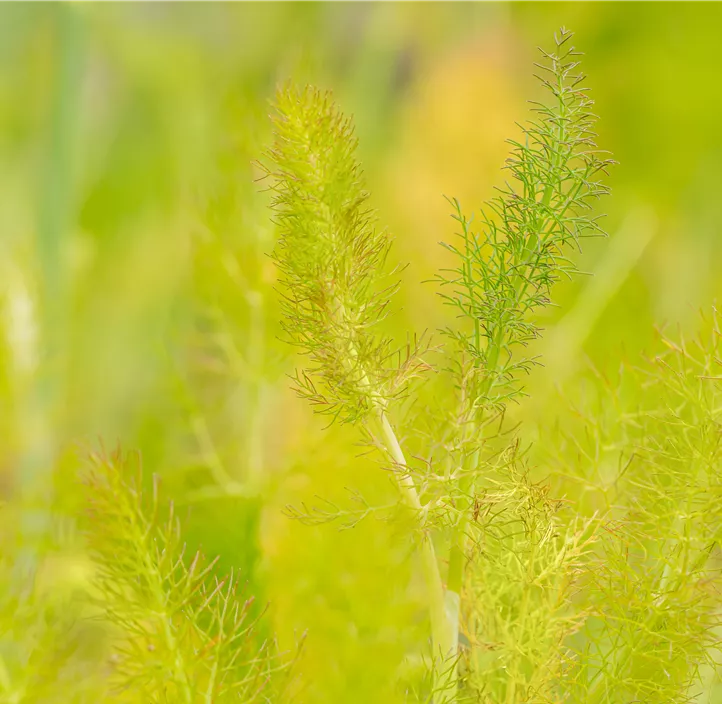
(83, 447, 293, 703)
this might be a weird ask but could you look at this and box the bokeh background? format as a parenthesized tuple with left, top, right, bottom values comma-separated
(2, 3, 722, 701)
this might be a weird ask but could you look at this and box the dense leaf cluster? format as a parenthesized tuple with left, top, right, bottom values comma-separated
(85, 449, 290, 703)
(263, 86, 426, 424)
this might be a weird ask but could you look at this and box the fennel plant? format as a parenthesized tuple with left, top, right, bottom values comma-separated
(3, 21, 721, 704)
(262, 27, 722, 703)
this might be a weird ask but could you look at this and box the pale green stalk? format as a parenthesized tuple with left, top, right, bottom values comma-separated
(346, 310, 457, 700)
(16, 2, 83, 585)
(246, 287, 266, 488)
(379, 412, 457, 702)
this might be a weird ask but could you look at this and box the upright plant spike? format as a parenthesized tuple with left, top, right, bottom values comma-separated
(262, 85, 426, 425)
(438, 27, 613, 416)
(437, 37, 613, 694)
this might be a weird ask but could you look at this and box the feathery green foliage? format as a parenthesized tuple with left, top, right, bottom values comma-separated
(540, 310, 722, 702)
(0, 509, 105, 704)
(438, 28, 612, 416)
(262, 85, 427, 425)
(461, 464, 597, 703)
(83, 448, 292, 703)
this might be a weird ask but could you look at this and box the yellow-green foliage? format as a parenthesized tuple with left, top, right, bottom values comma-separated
(538, 312, 722, 702)
(263, 84, 427, 424)
(2, 4, 722, 704)
(84, 448, 291, 703)
(261, 27, 722, 704)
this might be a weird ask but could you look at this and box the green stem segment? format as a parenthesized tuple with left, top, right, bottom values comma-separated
(379, 413, 458, 702)
(339, 305, 458, 698)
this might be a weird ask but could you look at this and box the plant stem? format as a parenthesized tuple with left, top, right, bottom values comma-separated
(446, 450, 478, 597)
(16, 2, 82, 586)
(335, 290, 457, 696)
(445, 443, 479, 699)
(246, 288, 265, 490)
(379, 412, 458, 703)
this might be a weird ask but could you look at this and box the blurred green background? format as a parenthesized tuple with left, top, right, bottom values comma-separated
(1, 3, 722, 701)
